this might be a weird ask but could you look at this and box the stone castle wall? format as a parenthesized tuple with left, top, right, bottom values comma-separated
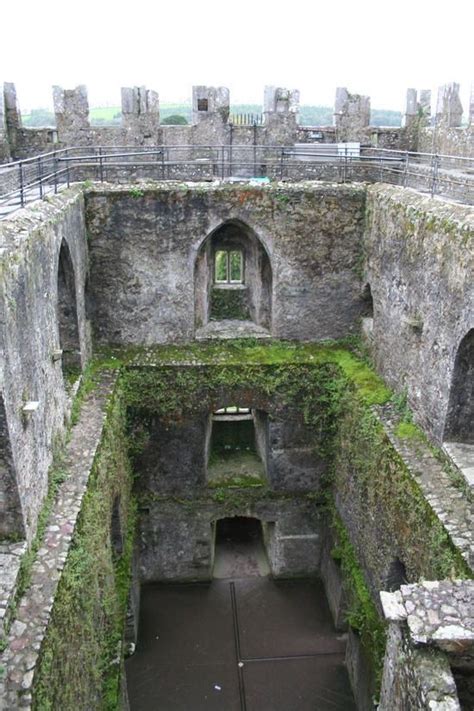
(0, 180, 473, 708)
(0, 187, 90, 541)
(1, 180, 472, 544)
(85, 182, 367, 344)
(2, 81, 473, 164)
(364, 183, 474, 443)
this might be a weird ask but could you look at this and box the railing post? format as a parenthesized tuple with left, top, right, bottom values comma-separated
(431, 153, 440, 197)
(37, 156, 43, 199)
(280, 148, 284, 180)
(253, 124, 257, 176)
(18, 161, 25, 207)
(337, 147, 343, 182)
(403, 151, 409, 187)
(66, 148, 70, 188)
(98, 146, 104, 182)
(161, 148, 165, 179)
(53, 151, 58, 194)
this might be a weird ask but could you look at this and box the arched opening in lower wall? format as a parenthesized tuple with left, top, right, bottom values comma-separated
(361, 282, 374, 344)
(384, 557, 408, 592)
(212, 516, 270, 578)
(0, 393, 24, 538)
(57, 239, 81, 382)
(444, 328, 474, 443)
(361, 282, 374, 318)
(194, 219, 272, 337)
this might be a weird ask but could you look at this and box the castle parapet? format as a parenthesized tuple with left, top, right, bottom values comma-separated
(121, 86, 159, 136)
(436, 82, 463, 128)
(192, 86, 230, 124)
(0, 84, 11, 162)
(334, 87, 370, 141)
(53, 85, 90, 143)
(263, 86, 299, 117)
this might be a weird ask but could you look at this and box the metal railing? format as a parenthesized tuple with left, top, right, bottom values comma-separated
(230, 113, 263, 126)
(1, 144, 473, 217)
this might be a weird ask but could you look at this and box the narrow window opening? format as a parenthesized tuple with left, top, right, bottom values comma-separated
(197, 98, 208, 112)
(361, 283, 374, 344)
(214, 406, 250, 415)
(362, 283, 374, 318)
(214, 250, 228, 283)
(229, 250, 243, 283)
(214, 249, 244, 284)
(208, 406, 266, 486)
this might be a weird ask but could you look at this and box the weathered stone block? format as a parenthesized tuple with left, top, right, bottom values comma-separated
(436, 83, 463, 128)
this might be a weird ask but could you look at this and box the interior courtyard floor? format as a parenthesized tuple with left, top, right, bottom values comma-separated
(125, 524, 357, 710)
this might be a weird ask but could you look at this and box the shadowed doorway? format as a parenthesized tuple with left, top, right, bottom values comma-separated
(213, 517, 270, 578)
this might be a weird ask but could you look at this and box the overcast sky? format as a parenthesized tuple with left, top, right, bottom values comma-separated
(1, 0, 472, 114)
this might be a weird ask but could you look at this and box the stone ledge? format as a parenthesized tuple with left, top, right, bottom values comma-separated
(0, 372, 117, 710)
(379, 617, 463, 710)
(380, 580, 474, 652)
(443, 441, 474, 489)
(377, 404, 474, 569)
(0, 542, 27, 638)
(366, 183, 474, 224)
(195, 319, 271, 340)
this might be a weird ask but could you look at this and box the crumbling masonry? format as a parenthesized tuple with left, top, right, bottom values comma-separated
(0, 80, 473, 711)
(1, 81, 474, 162)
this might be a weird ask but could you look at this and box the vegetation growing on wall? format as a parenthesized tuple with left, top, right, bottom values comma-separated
(331, 509, 386, 683)
(327, 392, 472, 690)
(112, 339, 469, 692)
(210, 287, 250, 321)
(97, 338, 390, 405)
(32, 384, 135, 711)
(22, 339, 471, 705)
(333, 394, 472, 584)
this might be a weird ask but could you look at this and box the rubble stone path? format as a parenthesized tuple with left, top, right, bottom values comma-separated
(0, 372, 117, 710)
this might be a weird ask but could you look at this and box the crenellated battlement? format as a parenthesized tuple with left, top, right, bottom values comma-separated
(1, 80, 473, 163)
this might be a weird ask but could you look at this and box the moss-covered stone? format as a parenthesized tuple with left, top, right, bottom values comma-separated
(210, 286, 250, 320)
(32, 383, 135, 711)
(26, 339, 472, 705)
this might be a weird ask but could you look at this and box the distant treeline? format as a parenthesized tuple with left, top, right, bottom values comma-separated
(231, 104, 402, 127)
(22, 104, 402, 128)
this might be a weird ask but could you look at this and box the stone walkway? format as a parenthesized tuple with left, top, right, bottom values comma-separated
(0, 372, 117, 710)
(378, 405, 474, 570)
(0, 543, 27, 639)
(443, 441, 474, 489)
(0, 184, 68, 220)
(195, 320, 271, 340)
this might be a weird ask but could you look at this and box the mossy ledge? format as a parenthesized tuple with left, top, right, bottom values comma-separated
(32, 381, 135, 711)
(19, 339, 471, 706)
